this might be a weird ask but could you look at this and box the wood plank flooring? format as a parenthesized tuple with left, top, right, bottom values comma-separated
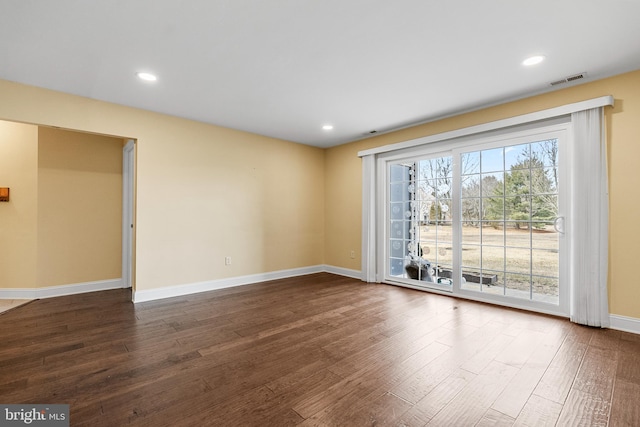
(0, 299, 32, 314)
(0, 273, 638, 426)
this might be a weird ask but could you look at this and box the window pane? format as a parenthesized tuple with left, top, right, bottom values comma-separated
(462, 174, 480, 198)
(438, 199, 452, 221)
(530, 168, 556, 197)
(482, 245, 504, 271)
(506, 247, 531, 275)
(420, 223, 436, 241)
(505, 196, 531, 221)
(482, 270, 504, 295)
(435, 221, 452, 239)
(390, 182, 408, 202)
(481, 222, 504, 245)
(419, 157, 453, 179)
(505, 169, 531, 196)
(505, 143, 531, 170)
(530, 139, 558, 168)
(436, 243, 453, 266)
(390, 258, 405, 277)
(390, 164, 410, 183)
(421, 242, 436, 258)
(390, 220, 408, 239)
(390, 239, 405, 258)
(506, 273, 531, 299)
(435, 179, 452, 199)
(481, 172, 503, 196)
(390, 203, 405, 220)
(533, 275, 558, 304)
(483, 198, 504, 220)
(462, 151, 480, 175)
(544, 168, 558, 193)
(436, 263, 453, 286)
(532, 249, 558, 278)
(532, 195, 557, 223)
(462, 222, 481, 244)
(506, 224, 531, 248)
(462, 245, 481, 268)
(461, 270, 479, 291)
(421, 179, 437, 200)
(532, 225, 558, 251)
(481, 147, 504, 173)
(462, 198, 480, 223)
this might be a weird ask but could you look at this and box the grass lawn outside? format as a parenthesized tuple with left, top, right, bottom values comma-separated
(404, 224, 560, 303)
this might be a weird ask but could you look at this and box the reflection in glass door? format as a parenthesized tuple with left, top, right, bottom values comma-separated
(388, 154, 454, 289)
(460, 139, 560, 304)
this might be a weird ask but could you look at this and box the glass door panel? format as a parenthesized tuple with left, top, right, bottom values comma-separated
(388, 164, 412, 278)
(459, 138, 560, 304)
(388, 155, 453, 288)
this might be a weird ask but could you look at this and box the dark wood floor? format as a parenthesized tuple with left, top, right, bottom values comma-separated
(1, 273, 638, 426)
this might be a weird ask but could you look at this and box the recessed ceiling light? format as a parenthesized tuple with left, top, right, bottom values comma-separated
(322, 125, 334, 131)
(523, 55, 545, 66)
(136, 72, 158, 82)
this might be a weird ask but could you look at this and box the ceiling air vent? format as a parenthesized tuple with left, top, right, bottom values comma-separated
(550, 72, 587, 86)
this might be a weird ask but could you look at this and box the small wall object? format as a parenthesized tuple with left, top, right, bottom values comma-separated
(0, 188, 9, 202)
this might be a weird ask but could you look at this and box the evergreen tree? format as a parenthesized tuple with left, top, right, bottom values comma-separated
(484, 150, 557, 229)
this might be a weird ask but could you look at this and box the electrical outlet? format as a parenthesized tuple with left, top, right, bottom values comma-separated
(225, 256, 232, 266)
(350, 250, 355, 259)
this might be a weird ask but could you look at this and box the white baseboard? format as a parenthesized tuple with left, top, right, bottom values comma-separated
(323, 265, 362, 280)
(610, 314, 640, 335)
(133, 265, 326, 303)
(0, 278, 125, 300)
(2, 270, 638, 336)
(0, 266, 362, 304)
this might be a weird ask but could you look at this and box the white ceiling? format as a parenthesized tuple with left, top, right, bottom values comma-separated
(1, 1, 639, 148)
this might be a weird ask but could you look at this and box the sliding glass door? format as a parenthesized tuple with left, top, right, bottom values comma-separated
(385, 128, 567, 313)
(459, 139, 561, 304)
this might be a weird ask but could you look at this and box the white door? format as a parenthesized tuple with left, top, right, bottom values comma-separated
(122, 140, 135, 290)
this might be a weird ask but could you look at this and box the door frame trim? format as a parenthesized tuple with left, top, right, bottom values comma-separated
(122, 139, 135, 290)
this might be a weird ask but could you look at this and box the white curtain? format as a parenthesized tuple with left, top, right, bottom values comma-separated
(568, 107, 610, 327)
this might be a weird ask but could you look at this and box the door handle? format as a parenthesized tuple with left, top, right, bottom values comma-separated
(553, 216, 565, 234)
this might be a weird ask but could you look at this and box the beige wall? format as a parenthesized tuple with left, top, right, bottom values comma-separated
(324, 143, 363, 270)
(0, 121, 38, 288)
(136, 121, 325, 288)
(0, 79, 325, 292)
(37, 127, 123, 287)
(324, 69, 640, 319)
